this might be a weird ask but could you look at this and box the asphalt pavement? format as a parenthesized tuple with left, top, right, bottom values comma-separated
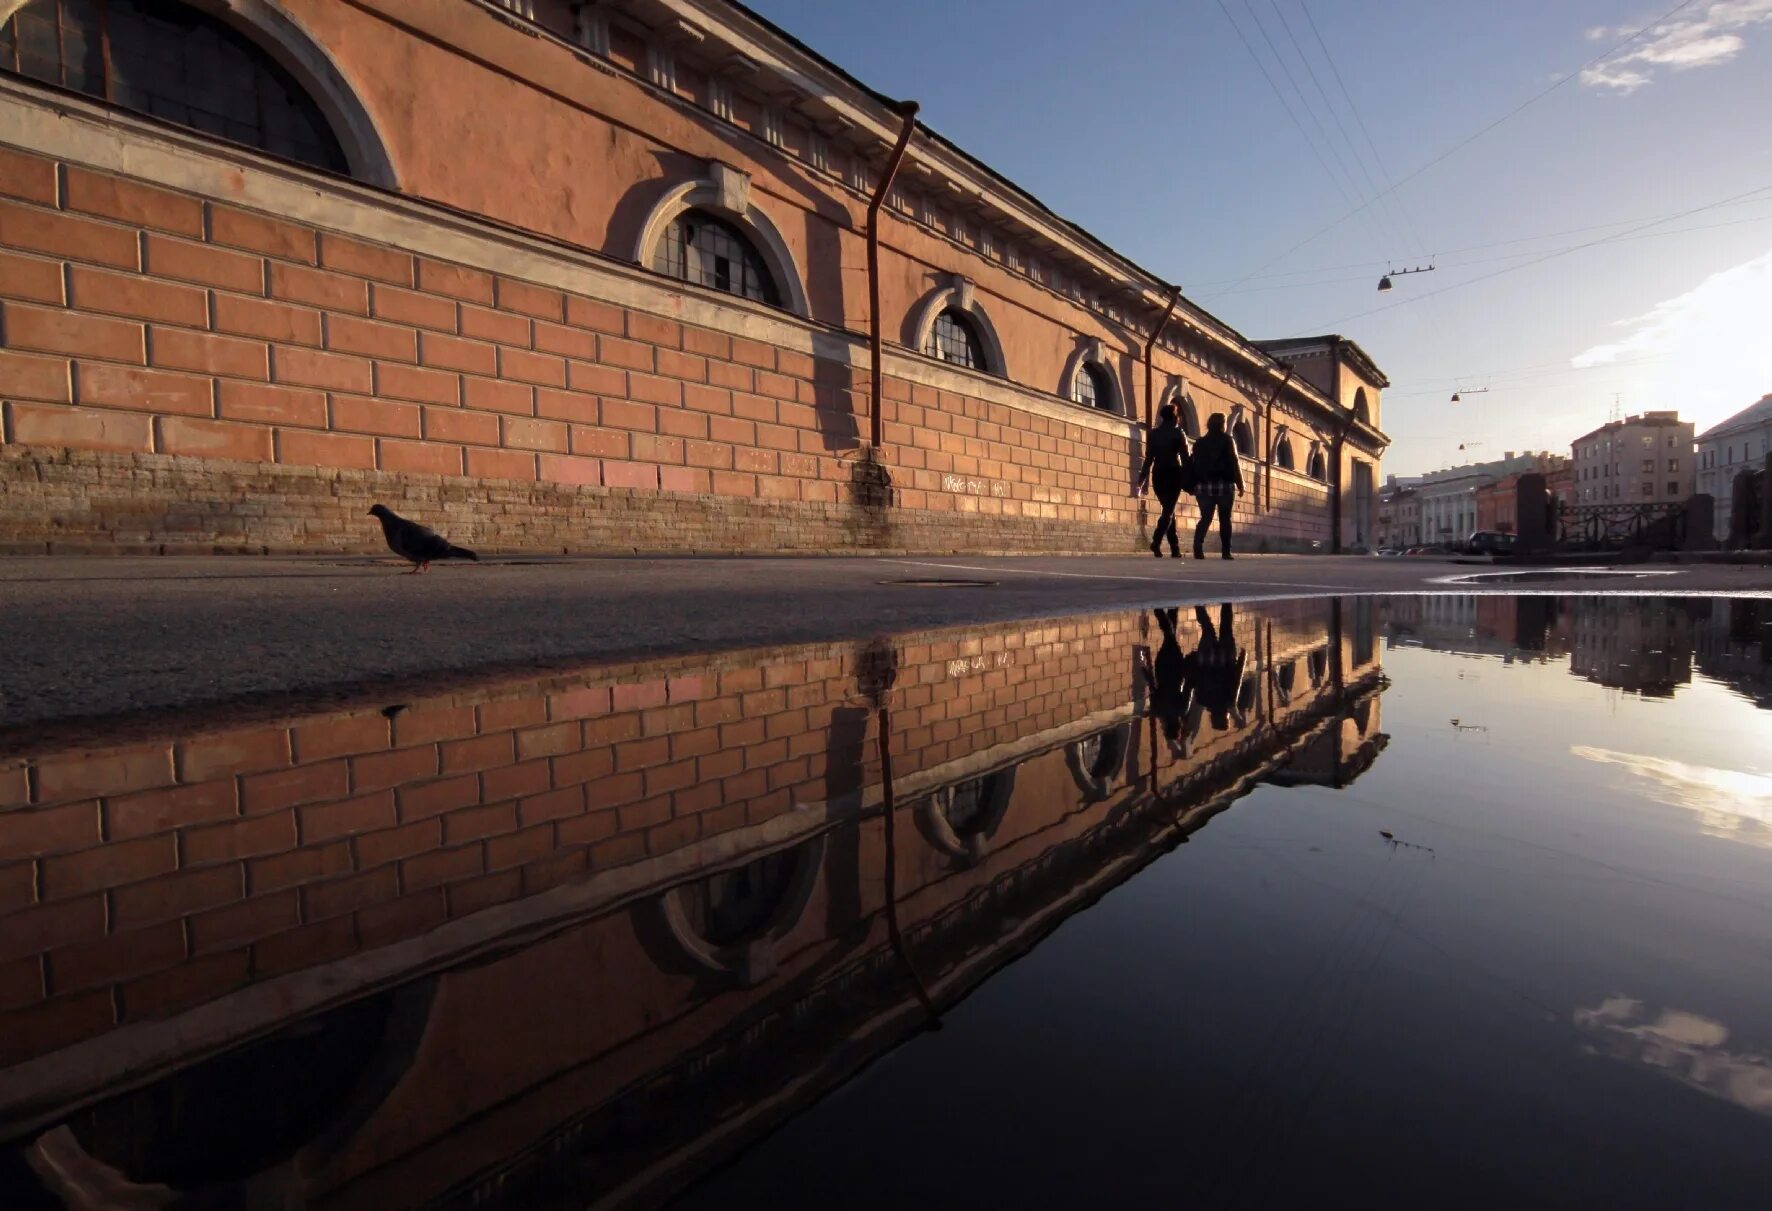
(3, 552, 1768, 737)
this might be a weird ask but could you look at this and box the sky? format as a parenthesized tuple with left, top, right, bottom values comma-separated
(744, 0, 1772, 477)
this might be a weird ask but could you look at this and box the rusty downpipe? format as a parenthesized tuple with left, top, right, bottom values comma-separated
(1258, 367, 1293, 513)
(867, 100, 921, 449)
(1142, 286, 1181, 431)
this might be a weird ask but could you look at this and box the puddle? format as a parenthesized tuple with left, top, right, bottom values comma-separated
(2, 596, 1771, 1209)
(1434, 567, 1681, 585)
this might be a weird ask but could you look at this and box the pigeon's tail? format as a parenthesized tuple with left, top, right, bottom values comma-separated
(445, 544, 478, 562)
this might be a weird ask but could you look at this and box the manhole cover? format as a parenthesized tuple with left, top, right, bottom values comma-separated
(879, 578, 999, 588)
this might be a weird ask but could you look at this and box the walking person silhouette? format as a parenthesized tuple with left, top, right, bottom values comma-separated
(1139, 607, 1196, 757)
(1183, 603, 1247, 732)
(1134, 403, 1193, 557)
(1189, 413, 1245, 560)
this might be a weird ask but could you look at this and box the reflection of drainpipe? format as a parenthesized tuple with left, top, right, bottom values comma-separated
(876, 703, 940, 1027)
(1142, 286, 1181, 431)
(866, 101, 921, 450)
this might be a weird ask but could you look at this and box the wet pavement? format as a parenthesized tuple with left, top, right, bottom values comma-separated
(1, 594, 1770, 1209)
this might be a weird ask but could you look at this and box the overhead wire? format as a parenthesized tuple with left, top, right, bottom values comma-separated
(1214, 0, 1704, 289)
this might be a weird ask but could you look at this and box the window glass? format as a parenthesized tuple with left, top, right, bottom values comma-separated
(652, 211, 781, 306)
(924, 309, 985, 371)
(1073, 363, 1113, 411)
(1, 0, 349, 174)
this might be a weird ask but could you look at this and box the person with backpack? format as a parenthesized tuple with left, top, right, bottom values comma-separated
(1189, 413, 1245, 560)
(1133, 403, 1194, 557)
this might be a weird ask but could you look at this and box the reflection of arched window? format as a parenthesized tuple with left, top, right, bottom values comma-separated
(1237, 675, 1258, 714)
(1274, 435, 1296, 470)
(675, 848, 797, 946)
(652, 211, 781, 306)
(1073, 362, 1114, 411)
(941, 772, 1005, 838)
(1307, 445, 1328, 481)
(925, 308, 985, 371)
(1308, 648, 1328, 687)
(1276, 659, 1297, 700)
(2, 0, 350, 174)
(1231, 417, 1254, 456)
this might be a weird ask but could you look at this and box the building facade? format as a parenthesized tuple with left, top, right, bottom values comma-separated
(1376, 475, 1420, 548)
(1571, 412, 1693, 507)
(1695, 393, 1772, 543)
(1410, 452, 1549, 545)
(0, 0, 1387, 556)
(1475, 457, 1571, 535)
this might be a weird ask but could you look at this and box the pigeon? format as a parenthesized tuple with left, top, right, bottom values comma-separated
(367, 504, 478, 574)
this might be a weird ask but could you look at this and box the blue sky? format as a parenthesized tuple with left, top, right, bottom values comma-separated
(746, 0, 1772, 476)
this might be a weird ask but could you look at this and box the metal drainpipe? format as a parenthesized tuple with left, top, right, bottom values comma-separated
(1257, 368, 1293, 514)
(867, 101, 921, 449)
(1142, 287, 1181, 431)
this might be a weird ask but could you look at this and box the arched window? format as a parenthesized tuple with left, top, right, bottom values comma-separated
(1231, 417, 1254, 456)
(1074, 362, 1114, 411)
(1274, 435, 1296, 470)
(1, 0, 349, 174)
(651, 210, 781, 306)
(1354, 387, 1371, 424)
(1307, 445, 1328, 481)
(924, 308, 985, 371)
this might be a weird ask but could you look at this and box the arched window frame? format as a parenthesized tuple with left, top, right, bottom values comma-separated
(1272, 426, 1296, 471)
(1353, 386, 1372, 425)
(0, 0, 398, 187)
(1158, 375, 1201, 438)
(632, 161, 810, 316)
(1306, 442, 1328, 482)
(1228, 406, 1254, 457)
(1060, 337, 1124, 415)
(905, 274, 1007, 376)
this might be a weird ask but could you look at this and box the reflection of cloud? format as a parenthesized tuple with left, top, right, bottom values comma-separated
(1570, 250, 1772, 434)
(1575, 996, 1772, 1115)
(1581, 1, 1772, 92)
(1572, 745, 1772, 846)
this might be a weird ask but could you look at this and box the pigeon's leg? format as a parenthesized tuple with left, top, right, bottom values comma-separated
(407, 562, 423, 575)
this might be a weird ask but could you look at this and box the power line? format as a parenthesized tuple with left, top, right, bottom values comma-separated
(1298, 180, 1772, 330)
(1195, 208, 1772, 297)
(1217, 0, 1704, 288)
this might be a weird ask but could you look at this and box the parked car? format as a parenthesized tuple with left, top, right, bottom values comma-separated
(1374, 547, 1404, 557)
(1465, 531, 1517, 556)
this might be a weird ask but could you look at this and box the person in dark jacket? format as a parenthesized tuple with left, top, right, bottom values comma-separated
(1182, 603, 1246, 732)
(1134, 404, 1191, 557)
(1139, 607, 1195, 756)
(1189, 413, 1245, 560)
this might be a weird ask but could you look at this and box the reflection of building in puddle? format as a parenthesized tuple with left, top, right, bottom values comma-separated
(1571, 746, 1772, 848)
(1692, 599, 1772, 710)
(1569, 598, 1702, 698)
(0, 600, 1388, 1210)
(1575, 996, 1772, 1116)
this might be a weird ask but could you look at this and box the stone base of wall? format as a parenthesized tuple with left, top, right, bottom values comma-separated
(0, 445, 1152, 556)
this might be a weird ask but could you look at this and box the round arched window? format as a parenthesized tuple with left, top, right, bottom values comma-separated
(1275, 436, 1296, 470)
(925, 308, 985, 371)
(1073, 362, 1114, 411)
(1, 0, 350, 174)
(652, 210, 781, 306)
(1307, 447, 1328, 481)
(1231, 418, 1254, 456)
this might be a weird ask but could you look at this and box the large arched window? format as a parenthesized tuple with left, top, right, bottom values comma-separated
(1, 0, 349, 174)
(1307, 444, 1328, 481)
(1074, 362, 1114, 411)
(1231, 417, 1254, 456)
(1274, 434, 1296, 470)
(925, 308, 985, 371)
(651, 210, 781, 306)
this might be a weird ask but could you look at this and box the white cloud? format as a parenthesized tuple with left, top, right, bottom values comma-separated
(1581, 0, 1772, 92)
(1571, 247, 1772, 431)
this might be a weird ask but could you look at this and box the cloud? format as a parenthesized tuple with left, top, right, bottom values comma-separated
(1574, 996, 1772, 1116)
(1580, 0, 1772, 92)
(1571, 247, 1772, 431)
(1571, 744, 1772, 846)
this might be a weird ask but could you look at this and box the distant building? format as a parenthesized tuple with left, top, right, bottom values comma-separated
(1412, 452, 1555, 544)
(1476, 457, 1572, 535)
(1376, 476, 1421, 548)
(1570, 412, 1694, 507)
(1695, 394, 1772, 543)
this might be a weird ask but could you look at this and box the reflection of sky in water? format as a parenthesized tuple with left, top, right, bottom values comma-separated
(1576, 996, 1772, 1117)
(1572, 746, 1772, 848)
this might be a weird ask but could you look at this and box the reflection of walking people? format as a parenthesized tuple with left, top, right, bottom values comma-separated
(1139, 608, 1194, 755)
(1184, 604, 1246, 731)
(1190, 414, 1245, 560)
(1134, 404, 1193, 558)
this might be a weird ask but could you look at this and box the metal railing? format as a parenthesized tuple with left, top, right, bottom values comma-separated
(1556, 501, 1687, 551)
